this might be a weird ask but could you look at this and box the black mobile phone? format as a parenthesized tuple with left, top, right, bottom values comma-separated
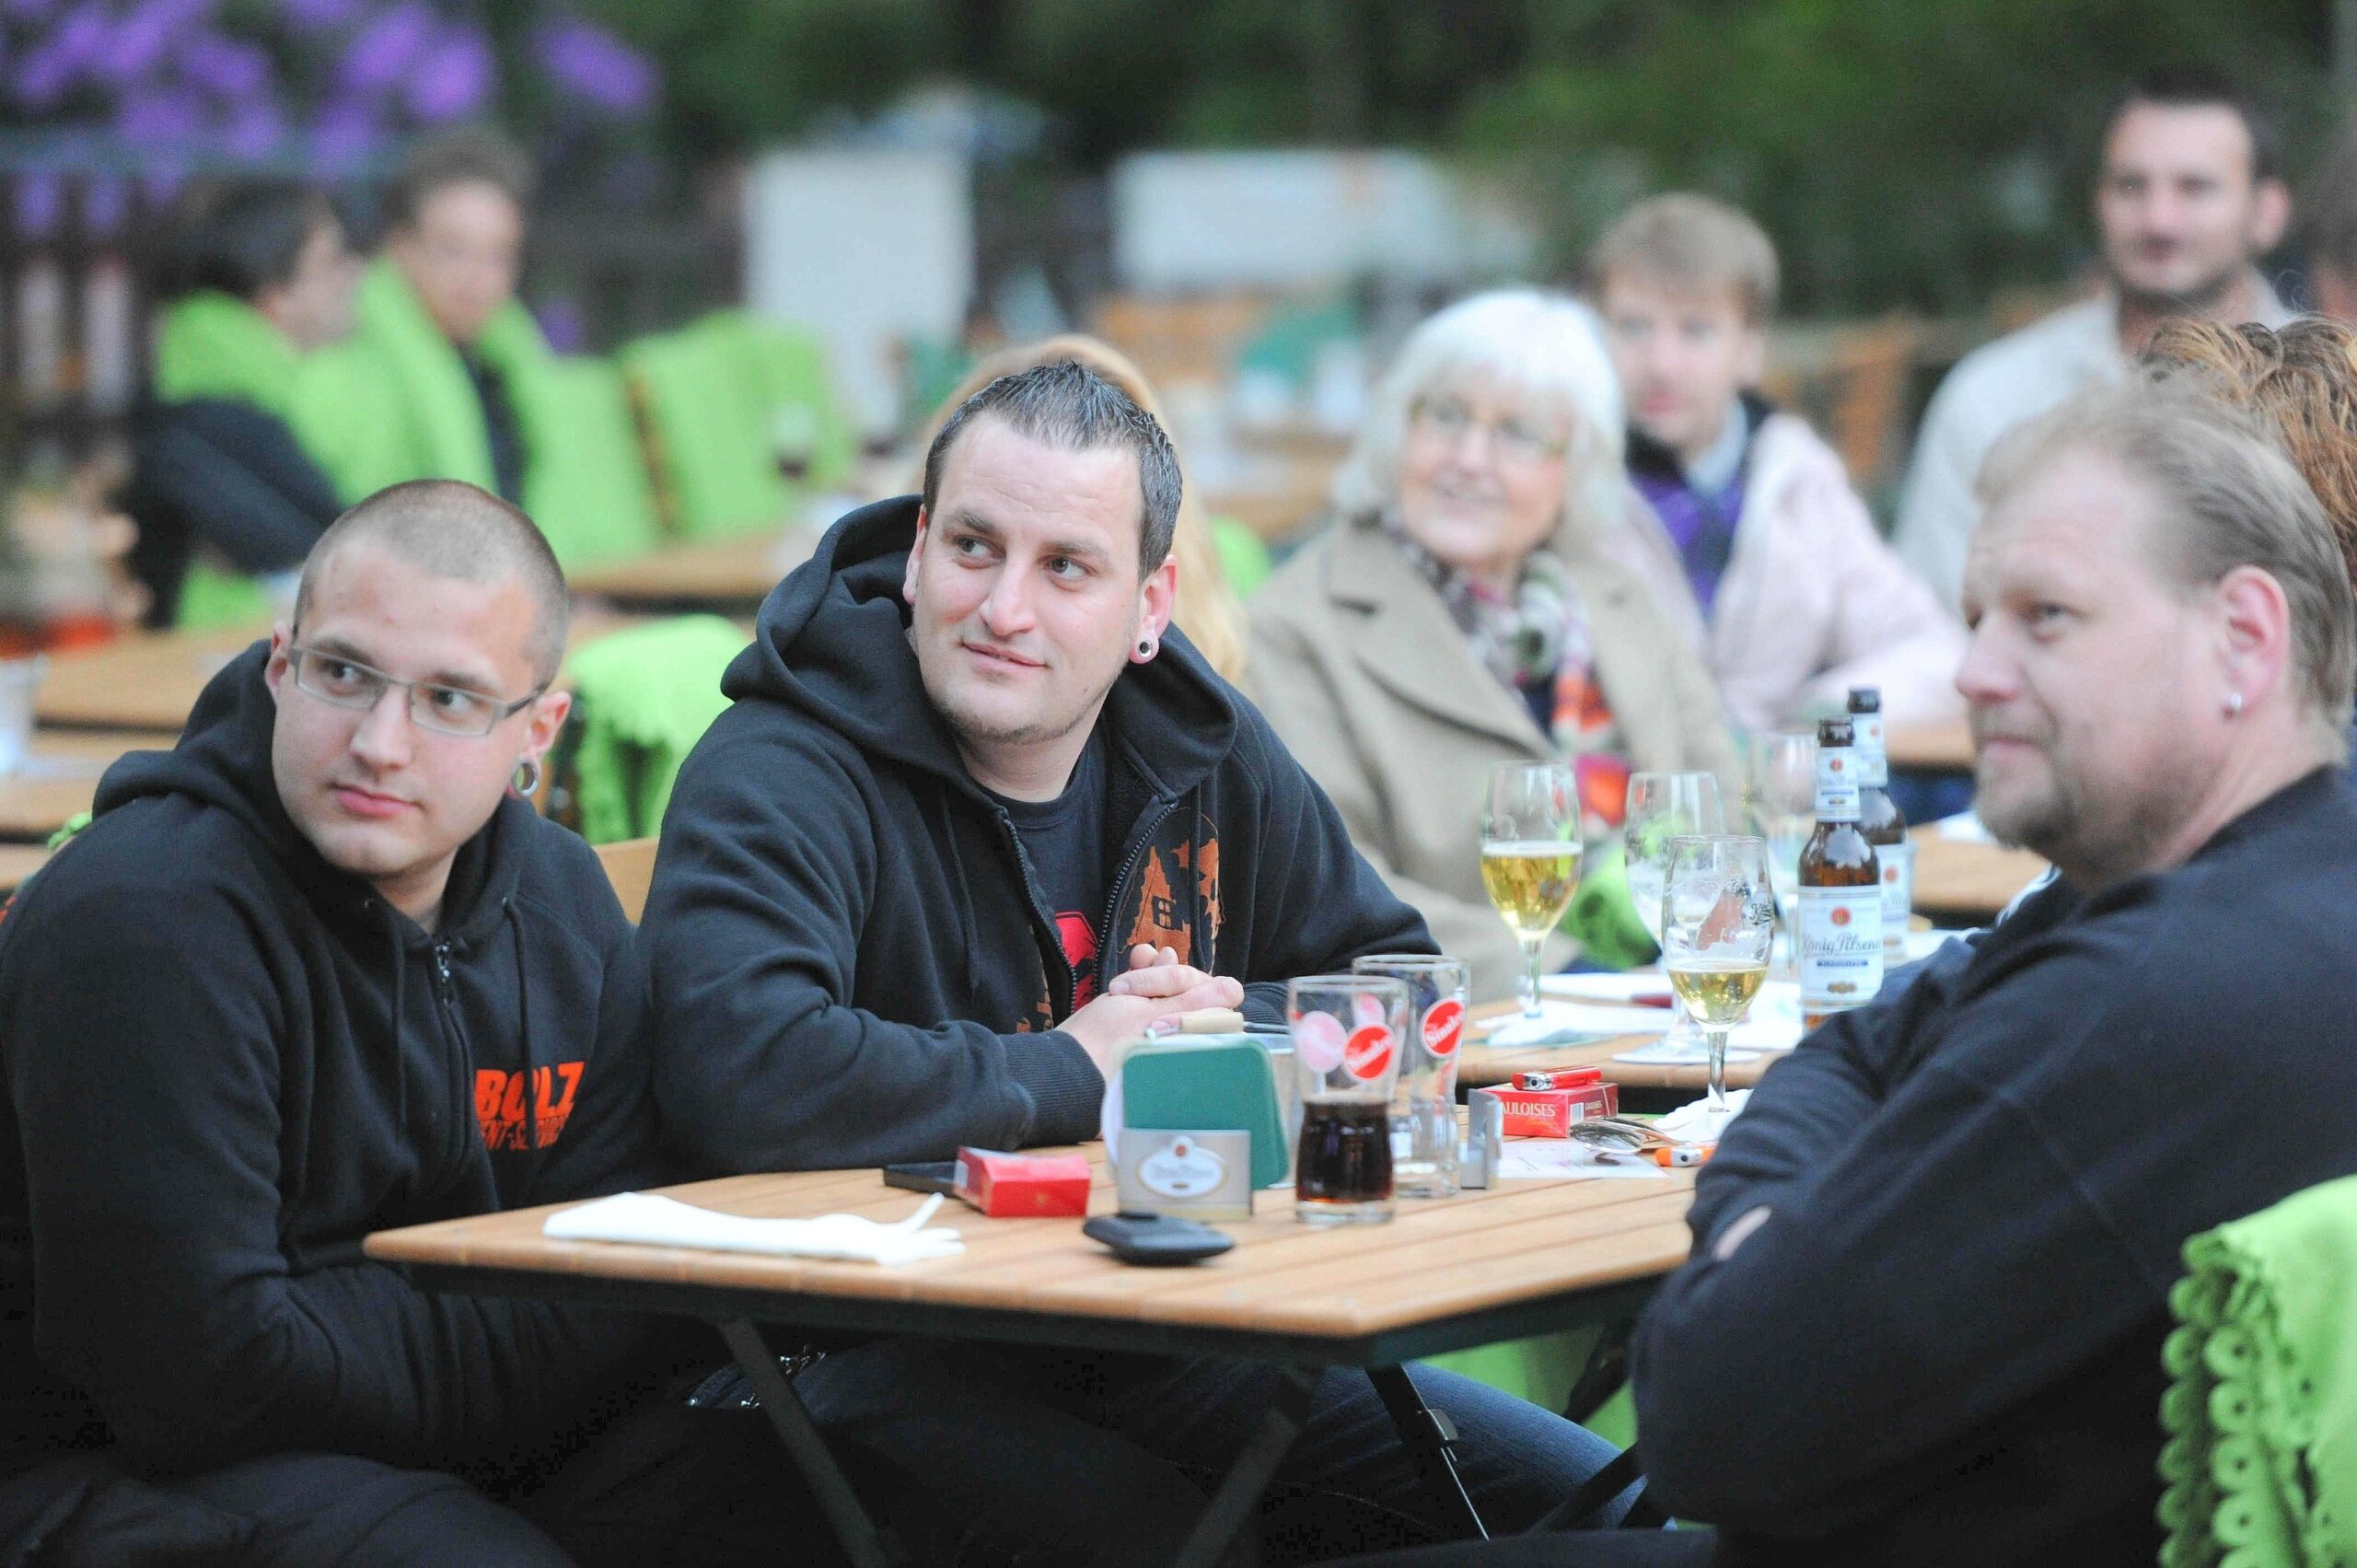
(881, 1160, 960, 1196)
(1082, 1212, 1235, 1265)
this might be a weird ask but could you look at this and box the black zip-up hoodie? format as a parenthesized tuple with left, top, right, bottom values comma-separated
(0, 645, 681, 1481)
(645, 497, 1433, 1171)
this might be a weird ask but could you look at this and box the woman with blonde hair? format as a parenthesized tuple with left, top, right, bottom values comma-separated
(910, 334, 1252, 682)
(1250, 290, 1736, 1002)
(2142, 316, 2357, 602)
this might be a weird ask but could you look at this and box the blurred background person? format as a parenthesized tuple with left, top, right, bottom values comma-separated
(1896, 68, 2295, 611)
(297, 127, 656, 567)
(2301, 119, 2357, 321)
(1250, 290, 1734, 1004)
(122, 180, 354, 631)
(1594, 193, 1964, 733)
(909, 334, 1253, 683)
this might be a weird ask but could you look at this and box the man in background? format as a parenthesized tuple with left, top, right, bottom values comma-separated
(1895, 67, 2293, 610)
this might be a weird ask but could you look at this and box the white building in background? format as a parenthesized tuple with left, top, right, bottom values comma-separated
(1109, 150, 1537, 294)
(744, 147, 973, 437)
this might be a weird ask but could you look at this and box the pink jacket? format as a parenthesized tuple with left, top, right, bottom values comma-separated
(1608, 412, 1966, 733)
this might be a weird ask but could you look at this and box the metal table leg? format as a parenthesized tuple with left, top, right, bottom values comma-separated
(1170, 1364, 1319, 1568)
(1366, 1364, 1489, 1541)
(717, 1318, 900, 1568)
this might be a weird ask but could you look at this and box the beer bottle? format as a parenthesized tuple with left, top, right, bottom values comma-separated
(1847, 688, 1911, 962)
(1799, 715, 1882, 1030)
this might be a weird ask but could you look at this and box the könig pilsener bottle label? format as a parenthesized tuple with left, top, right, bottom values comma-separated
(1814, 746, 1861, 821)
(1880, 841, 1915, 959)
(1800, 887, 1884, 1010)
(1854, 714, 1888, 787)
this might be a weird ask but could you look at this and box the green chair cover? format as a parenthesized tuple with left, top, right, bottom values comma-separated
(2160, 1173, 2357, 1568)
(562, 615, 744, 844)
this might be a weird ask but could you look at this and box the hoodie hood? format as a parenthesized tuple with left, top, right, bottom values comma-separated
(726, 496, 1239, 803)
(94, 642, 523, 949)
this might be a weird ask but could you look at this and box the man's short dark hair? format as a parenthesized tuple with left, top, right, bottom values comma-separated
(384, 126, 536, 231)
(2101, 67, 2282, 183)
(295, 480, 570, 686)
(158, 180, 338, 303)
(921, 360, 1184, 576)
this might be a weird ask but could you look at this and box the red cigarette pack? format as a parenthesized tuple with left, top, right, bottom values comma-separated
(954, 1147, 1093, 1217)
(1478, 1070, 1620, 1139)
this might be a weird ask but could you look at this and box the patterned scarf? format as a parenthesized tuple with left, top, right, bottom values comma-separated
(1383, 519, 1632, 830)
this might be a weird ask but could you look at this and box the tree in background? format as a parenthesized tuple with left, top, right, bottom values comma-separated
(582, 0, 2335, 318)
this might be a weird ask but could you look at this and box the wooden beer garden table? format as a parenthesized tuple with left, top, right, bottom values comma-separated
(0, 843, 49, 895)
(567, 528, 819, 612)
(35, 624, 262, 733)
(0, 728, 157, 841)
(1886, 718, 1974, 773)
(1910, 823, 2048, 923)
(367, 1149, 1695, 1568)
(29, 611, 692, 739)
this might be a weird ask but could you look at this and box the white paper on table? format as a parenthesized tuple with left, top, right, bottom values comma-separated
(1498, 1141, 1671, 1180)
(1934, 811, 1994, 843)
(1481, 999, 1665, 1049)
(543, 1191, 965, 1266)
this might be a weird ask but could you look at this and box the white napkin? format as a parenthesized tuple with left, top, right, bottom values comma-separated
(1655, 1090, 1750, 1142)
(1499, 981, 1805, 1054)
(1935, 810, 1994, 842)
(543, 1191, 965, 1266)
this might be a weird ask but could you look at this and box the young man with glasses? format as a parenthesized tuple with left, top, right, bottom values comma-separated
(0, 481, 853, 1565)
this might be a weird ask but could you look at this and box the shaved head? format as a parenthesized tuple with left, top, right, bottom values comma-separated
(296, 480, 569, 682)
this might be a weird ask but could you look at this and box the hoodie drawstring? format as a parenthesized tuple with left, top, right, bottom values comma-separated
(380, 902, 409, 1146)
(935, 785, 982, 995)
(505, 898, 543, 1178)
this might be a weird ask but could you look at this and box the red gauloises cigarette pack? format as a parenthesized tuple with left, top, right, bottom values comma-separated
(954, 1147, 1094, 1217)
(1477, 1069, 1619, 1139)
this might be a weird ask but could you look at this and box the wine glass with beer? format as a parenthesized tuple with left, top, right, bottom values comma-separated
(1745, 730, 1816, 978)
(1659, 834, 1777, 1131)
(1623, 772, 1725, 1063)
(1482, 761, 1584, 1020)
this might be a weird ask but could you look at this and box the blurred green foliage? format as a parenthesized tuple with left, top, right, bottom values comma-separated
(579, 0, 2338, 315)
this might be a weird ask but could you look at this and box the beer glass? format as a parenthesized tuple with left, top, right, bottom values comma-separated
(1623, 772, 1725, 1063)
(1481, 761, 1583, 1019)
(1352, 954, 1469, 1198)
(1659, 835, 1778, 1132)
(1746, 730, 1817, 978)
(1288, 974, 1411, 1224)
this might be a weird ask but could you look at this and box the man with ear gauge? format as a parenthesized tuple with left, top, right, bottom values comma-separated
(0, 481, 875, 1565)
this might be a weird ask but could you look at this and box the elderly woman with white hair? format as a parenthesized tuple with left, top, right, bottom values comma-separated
(1250, 290, 1736, 1002)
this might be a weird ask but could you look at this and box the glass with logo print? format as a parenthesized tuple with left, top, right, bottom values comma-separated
(1351, 954, 1467, 1198)
(1288, 974, 1409, 1224)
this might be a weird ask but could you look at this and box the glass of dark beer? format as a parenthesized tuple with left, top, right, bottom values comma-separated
(1288, 974, 1410, 1225)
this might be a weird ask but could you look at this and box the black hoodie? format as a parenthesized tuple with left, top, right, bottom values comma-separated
(0, 645, 681, 1481)
(645, 498, 1433, 1171)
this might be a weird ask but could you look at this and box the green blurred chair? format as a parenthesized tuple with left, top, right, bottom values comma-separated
(623, 311, 856, 542)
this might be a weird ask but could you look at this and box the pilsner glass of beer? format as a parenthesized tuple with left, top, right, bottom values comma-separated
(1288, 974, 1411, 1225)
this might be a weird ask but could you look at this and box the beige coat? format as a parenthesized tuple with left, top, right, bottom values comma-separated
(1248, 516, 1738, 1005)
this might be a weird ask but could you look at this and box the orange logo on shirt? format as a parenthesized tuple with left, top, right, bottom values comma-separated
(474, 1063, 584, 1151)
